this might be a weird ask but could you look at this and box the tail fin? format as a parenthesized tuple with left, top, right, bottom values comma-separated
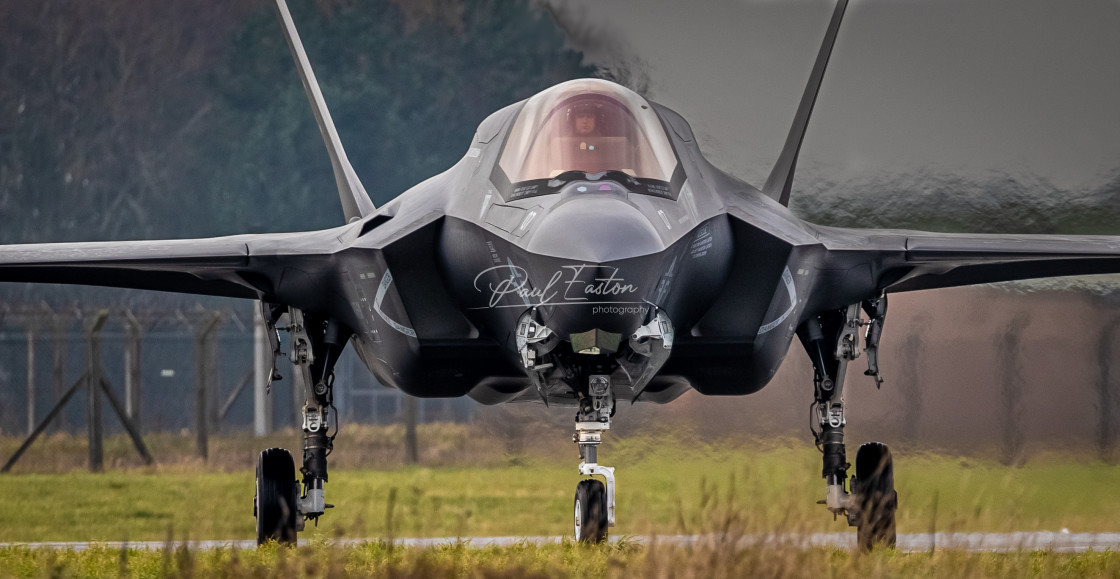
(274, 0, 376, 223)
(762, 0, 849, 206)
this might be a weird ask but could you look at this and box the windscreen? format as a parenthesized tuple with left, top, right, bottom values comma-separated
(498, 79, 678, 195)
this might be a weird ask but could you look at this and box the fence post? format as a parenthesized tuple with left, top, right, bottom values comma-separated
(403, 395, 419, 464)
(194, 312, 222, 461)
(51, 312, 68, 432)
(25, 322, 36, 437)
(1098, 317, 1119, 464)
(997, 313, 1029, 467)
(123, 310, 142, 429)
(86, 311, 109, 473)
(208, 326, 221, 435)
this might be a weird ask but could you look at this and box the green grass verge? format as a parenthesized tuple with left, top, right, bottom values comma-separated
(2, 541, 1120, 579)
(2, 435, 1119, 543)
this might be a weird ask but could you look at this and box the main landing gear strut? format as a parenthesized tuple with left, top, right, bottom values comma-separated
(254, 305, 350, 545)
(573, 374, 616, 543)
(799, 298, 897, 551)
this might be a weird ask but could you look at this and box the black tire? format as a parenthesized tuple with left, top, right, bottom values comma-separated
(854, 442, 897, 551)
(256, 448, 299, 545)
(574, 479, 608, 544)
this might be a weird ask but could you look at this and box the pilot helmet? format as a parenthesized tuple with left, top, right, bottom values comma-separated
(567, 100, 607, 137)
(567, 101, 603, 122)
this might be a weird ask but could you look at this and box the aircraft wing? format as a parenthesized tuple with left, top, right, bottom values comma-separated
(817, 226, 1120, 294)
(0, 229, 345, 301)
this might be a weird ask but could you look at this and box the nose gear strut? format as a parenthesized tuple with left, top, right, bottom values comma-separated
(572, 374, 615, 543)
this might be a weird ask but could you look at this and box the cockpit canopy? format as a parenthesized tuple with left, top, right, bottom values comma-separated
(497, 79, 679, 199)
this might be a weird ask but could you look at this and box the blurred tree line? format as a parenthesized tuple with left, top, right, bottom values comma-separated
(3, 0, 1116, 246)
(791, 168, 1120, 236)
(0, 0, 593, 244)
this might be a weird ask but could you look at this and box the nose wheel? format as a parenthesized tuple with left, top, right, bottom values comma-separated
(574, 479, 609, 543)
(572, 374, 616, 543)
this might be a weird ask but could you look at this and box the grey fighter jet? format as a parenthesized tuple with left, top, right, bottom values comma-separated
(2, 0, 1118, 550)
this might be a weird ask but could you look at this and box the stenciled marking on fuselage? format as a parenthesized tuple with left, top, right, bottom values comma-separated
(653, 256, 678, 305)
(757, 266, 797, 335)
(471, 264, 640, 309)
(373, 270, 417, 338)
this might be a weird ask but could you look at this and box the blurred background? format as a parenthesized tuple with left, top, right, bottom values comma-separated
(0, 0, 1117, 467)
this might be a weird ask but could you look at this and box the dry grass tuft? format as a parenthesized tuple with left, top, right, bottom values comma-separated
(2, 540, 1120, 578)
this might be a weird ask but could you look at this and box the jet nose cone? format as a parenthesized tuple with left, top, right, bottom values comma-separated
(525, 196, 664, 263)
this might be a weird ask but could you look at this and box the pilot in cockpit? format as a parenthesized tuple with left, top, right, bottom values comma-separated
(563, 100, 618, 174)
(497, 79, 677, 192)
(570, 102, 600, 138)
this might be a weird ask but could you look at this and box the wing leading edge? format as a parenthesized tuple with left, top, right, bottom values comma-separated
(815, 226, 1120, 294)
(0, 228, 347, 302)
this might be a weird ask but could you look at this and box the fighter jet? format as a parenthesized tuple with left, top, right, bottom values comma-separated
(1, 0, 1117, 550)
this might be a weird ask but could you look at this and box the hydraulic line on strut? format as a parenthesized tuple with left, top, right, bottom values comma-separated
(800, 304, 867, 515)
(284, 308, 351, 527)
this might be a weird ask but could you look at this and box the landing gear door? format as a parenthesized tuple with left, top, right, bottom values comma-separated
(259, 300, 285, 391)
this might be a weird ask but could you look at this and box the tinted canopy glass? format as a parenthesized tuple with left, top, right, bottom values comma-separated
(498, 79, 678, 187)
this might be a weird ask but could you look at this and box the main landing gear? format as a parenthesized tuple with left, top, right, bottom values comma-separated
(573, 374, 616, 543)
(254, 306, 350, 545)
(799, 298, 898, 551)
(255, 447, 299, 544)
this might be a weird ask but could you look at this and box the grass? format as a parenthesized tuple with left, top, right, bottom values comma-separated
(1, 430, 1119, 543)
(2, 427, 1120, 576)
(2, 540, 1120, 578)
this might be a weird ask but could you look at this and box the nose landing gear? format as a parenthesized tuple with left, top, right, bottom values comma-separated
(572, 374, 615, 543)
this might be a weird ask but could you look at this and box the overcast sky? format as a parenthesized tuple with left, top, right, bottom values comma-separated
(551, 0, 1120, 192)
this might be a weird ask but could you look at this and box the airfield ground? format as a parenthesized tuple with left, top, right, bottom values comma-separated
(1, 426, 1119, 576)
(1, 428, 1118, 536)
(3, 540, 1120, 578)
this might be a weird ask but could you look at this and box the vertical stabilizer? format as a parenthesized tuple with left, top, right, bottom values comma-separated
(762, 0, 849, 206)
(274, 0, 376, 222)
